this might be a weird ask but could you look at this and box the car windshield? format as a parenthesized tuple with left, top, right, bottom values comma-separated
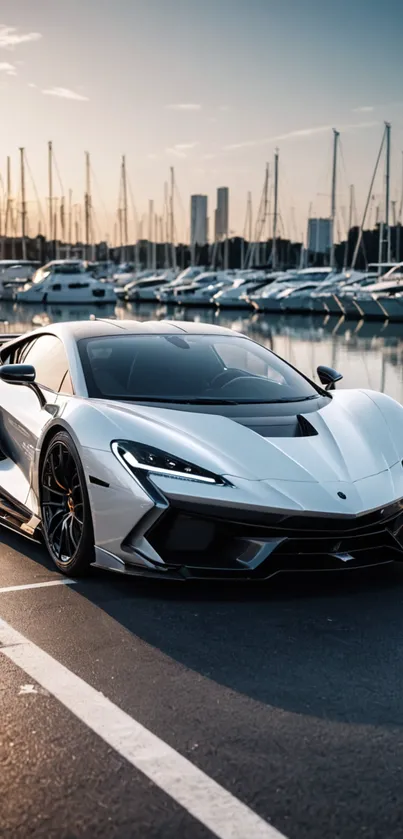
(78, 333, 321, 404)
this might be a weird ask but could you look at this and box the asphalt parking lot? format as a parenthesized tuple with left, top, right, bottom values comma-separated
(1, 529, 403, 839)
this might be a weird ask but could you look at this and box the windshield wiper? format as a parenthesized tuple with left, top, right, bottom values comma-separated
(257, 395, 319, 404)
(102, 394, 319, 406)
(105, 395, 240, 405)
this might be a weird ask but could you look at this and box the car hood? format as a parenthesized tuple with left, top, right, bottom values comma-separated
(84, 389, 403, 484)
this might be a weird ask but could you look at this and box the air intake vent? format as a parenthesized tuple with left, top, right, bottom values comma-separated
(297, 415, 318, 437)
(234, 413, 318, 438)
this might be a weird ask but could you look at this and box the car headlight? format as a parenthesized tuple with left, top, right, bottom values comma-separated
(111, 440, 225, 484)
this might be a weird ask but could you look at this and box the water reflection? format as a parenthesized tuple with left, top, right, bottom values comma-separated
(1, 301, 403, 403)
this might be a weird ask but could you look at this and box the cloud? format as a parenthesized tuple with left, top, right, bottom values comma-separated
(42, 86, 89, 101)
(194, 167, 218, 177)
(28, 82, 37, 88)
(352, 106, 374, 113)
(166, 103, 201, 111)
(0, 25, 42, 49)
(225, 121, 379, 151)
(0, 61, 16, 75)
(165, 142, 199, 158)
(342, 120, 379, 131)
(174, 142, 198, 151)
(225, 124, 332, 150)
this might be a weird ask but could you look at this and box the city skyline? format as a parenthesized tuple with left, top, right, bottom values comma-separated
(1, 0, 403, 244)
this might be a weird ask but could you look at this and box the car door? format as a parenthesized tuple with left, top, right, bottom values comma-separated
(0, 334, 71, 490)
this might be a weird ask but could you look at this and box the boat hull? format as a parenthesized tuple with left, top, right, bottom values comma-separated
(16, 289, 117, 305)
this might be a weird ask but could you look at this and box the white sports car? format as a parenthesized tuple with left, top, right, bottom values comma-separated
(0, 318, 402, 579)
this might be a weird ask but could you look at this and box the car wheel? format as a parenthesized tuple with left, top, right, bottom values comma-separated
(41, 430, 95, 576)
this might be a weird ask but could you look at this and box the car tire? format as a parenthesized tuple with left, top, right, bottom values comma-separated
(41, 430, 95, 576)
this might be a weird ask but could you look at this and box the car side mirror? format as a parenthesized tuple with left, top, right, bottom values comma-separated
(317, 365, 343, 391)
(0, 364, 47, 407)
(0, 364, 36, 384)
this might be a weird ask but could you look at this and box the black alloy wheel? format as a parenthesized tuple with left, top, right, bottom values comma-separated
(41, 431, 94, 575)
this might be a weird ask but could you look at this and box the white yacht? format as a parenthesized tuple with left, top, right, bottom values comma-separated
(155, 267, 208, 303)
(321, 266, 403, 319)
(16, 261, 117, 305)
(0, 260, 40, 300)
(175, 277, 235, 306)
(309, 273, 377, 315)
(247, 268, 334, 312)
(124, 271, 177, 302)
(279, 271, 364, 314)
(159, 271, 236, 306)
(348, 279, 403, 319)
(112, 263, 137, 286)
(367, 262, 398, 277)
(213, 274, 276, 308)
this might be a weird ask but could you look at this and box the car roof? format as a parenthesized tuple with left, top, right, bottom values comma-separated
(4, 318, 243, 345)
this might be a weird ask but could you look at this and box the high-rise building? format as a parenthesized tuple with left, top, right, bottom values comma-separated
(191, 195, 208, 247)
(215, 187, 229, 241)
(307, 218, 331, 255)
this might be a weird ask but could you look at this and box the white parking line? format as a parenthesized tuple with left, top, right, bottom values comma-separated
(0, 616, 287, 839)
(0, 580, 76, 594)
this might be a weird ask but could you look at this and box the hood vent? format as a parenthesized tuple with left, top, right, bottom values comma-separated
(297, 414, 318, 437)
(233, 413, 318, 439)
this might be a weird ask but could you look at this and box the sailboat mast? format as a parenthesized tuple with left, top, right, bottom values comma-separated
(68, 189, 72, 258)
(170, 167, 176, 270)
(392, 200, 397, 261)
(60, 196, 65, 253)
(122, 155, 129, 263)
(397, 150, 403, 263)
(147, 199, 154, 270)
(343, 184, 354, 270)
(151, 201, 156, 270)
(261, 163, 269, 266)
(54, 201, 58, 258)
(19, 148, 27, 260)
(118, 208, 123, 261)
(85, 151, 91, 261)
(377, 122, 392, 269)
(272, 150, 279, 270)
(54, 199, 60, 260)
(4, 157, 11, 243)
(163, 181, 169, 268)
(385, 122, 391, 263)
(330, 129, 340, 269)
(135, 207, 140, 274)
(242, 191, 252, 270)
(48, 141, 53, 258)
(352, 125, 386, 270)
(74, 206, 79, 246)
(248, 191, 252, 245)
(248, 167, 267, 269)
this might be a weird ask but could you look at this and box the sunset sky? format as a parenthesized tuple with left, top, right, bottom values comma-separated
(1, 0, 403, 244)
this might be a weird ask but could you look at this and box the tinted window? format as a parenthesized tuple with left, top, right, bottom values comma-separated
(21, 335, 70, 392)
(78, 334, 320, 404)
(53, 264, 82, 275)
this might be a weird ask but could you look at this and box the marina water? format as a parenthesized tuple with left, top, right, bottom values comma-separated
(1, 301, 403, 404)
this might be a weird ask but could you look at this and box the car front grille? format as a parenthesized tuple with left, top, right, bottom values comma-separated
(145, 499, 403, 577)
